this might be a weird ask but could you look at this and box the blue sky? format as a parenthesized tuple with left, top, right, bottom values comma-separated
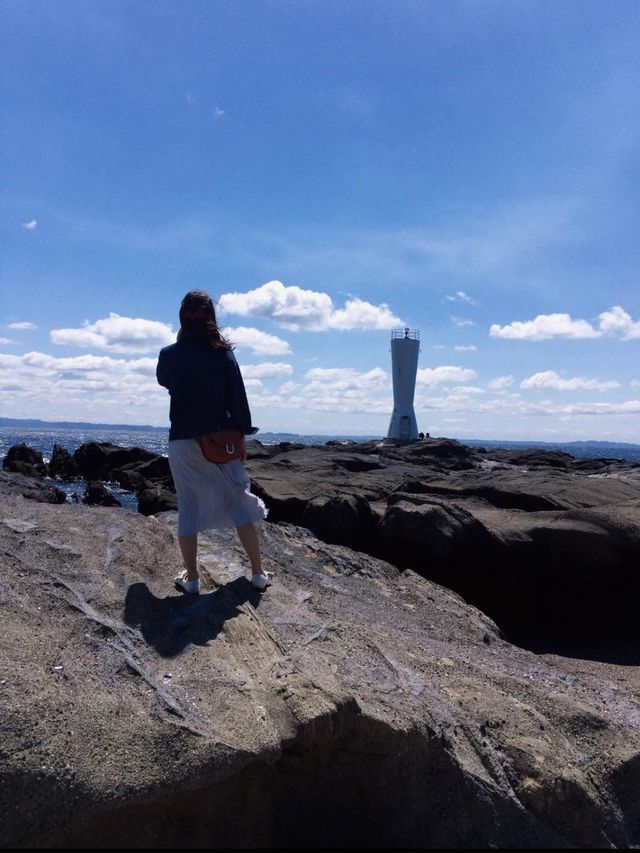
(2, 0, 640, 439)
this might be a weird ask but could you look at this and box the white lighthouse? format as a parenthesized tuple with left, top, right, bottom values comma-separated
(387, 328, 420, 441)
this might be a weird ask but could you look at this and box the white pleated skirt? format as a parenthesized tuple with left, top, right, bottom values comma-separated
(168, 439, 267, 536)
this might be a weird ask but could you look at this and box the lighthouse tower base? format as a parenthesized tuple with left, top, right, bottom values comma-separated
(387, 408, 419, 442)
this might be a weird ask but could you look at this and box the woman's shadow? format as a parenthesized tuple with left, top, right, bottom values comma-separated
(124, 577, 265, 658)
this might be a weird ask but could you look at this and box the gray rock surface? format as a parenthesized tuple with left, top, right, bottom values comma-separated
(8, 436, 640, 648)
(243, 441, 640, 649)
(137, 483, 178, 516)
(1, 492, 640, 847)
(0, 470, 66, 504)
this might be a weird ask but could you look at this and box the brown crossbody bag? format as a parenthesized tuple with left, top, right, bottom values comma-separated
(198, 429, 245, 464)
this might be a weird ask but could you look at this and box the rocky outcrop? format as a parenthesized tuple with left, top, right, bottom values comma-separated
(83, 481, 122, 508)
(137, 484, 178, 516)
(0, 470, 66, 504)
(73, 442, 158, 481)
(49, 443, 79, 480)
(112, 456, 173, 492)
(299, 492, 380, 551)
(5, 437, 640, 653)
(1, 494, 640, 848)
(244, 440, 640, 651)
(2, 443, 47, 479)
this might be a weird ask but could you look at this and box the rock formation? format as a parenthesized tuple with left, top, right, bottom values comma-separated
(2, 442, 47, 479)
(4, 436, 640, 652)
(49, 443, 79, 480)
(242, 440, 640, 652)
(82, 481, 122, 508)
(1, 484, 639, 847)
(73, 442, 158, 482)
(0, 469, 66, 504)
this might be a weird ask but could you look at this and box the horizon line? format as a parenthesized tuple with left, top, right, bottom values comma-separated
(1, 416, 639, 447)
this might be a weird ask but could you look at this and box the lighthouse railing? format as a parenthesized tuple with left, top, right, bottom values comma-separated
(391, 328, 420, 340)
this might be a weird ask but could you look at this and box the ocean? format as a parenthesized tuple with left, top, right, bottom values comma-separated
(2, 424, 640, 510)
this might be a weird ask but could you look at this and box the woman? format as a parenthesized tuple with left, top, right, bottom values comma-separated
(156, 290, 270, 594)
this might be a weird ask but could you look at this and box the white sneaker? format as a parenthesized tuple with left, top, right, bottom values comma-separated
(251, 572, 273, 591)
(174, 571, 200, 595)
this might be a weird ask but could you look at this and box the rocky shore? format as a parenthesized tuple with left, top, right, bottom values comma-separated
(2, 437, 640, 846)
(5, 435, 640, 650)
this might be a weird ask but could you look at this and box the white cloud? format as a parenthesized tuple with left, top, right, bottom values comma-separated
(555, 400, 640, 416)
(454, 345, 477, 352)
(219, 280, 402, 332)
(304, 366, 388, 391)
(8, 321, 37, 330)
(598, 306, 640, 340)
(490, 306, 640, 341)
(490, 313, 600, 340)
(22, 220, 38, 230)
(520, 370, 621, 392)
(214, 106, 225, 118)
(0, 349, 293, 426)
(0, 337, 15, 345)
(412, 391, 640, 419)
(261, 366, 392, 415)
(488, 375, 514, 391)
(0, 351, 168, 423)
(329, 297, 402, 331)
(415, 393, 640, 419)
(416, 366, 477, 387)
(447, 385, 485, 395)
(51, 313, 174, 353)
(451, 316, 476, 327)
(632, 379, 640, 389)
(239, 362, 293, 380)
(221, 281, 331, 330)
(223, 326, 292, 356)
(446, 290, 478, 305)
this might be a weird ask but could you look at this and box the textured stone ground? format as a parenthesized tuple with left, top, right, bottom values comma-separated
(1, 491, 640, 847)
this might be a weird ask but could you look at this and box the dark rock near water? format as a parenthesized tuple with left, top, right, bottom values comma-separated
(137, 484, 178, 516)
(2, 443, 47, 478)
(1, 459, 44, 479)
(49, 443, 79, 480)
(73, 442, 157, 481)
(113, 456, 173, 493)
(0, 470, 66, 504)
(245, 439, 273, 460)
(83, 481, 122, 508)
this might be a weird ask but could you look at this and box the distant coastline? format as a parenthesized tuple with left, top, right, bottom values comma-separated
(0, 416, 168, 433)
(1, 416, 640, 450)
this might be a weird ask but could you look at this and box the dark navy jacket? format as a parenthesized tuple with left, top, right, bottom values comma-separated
(156, 339, 257, 441)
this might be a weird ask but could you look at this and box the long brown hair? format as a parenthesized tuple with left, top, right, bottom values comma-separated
(177, 291, 233, 351)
